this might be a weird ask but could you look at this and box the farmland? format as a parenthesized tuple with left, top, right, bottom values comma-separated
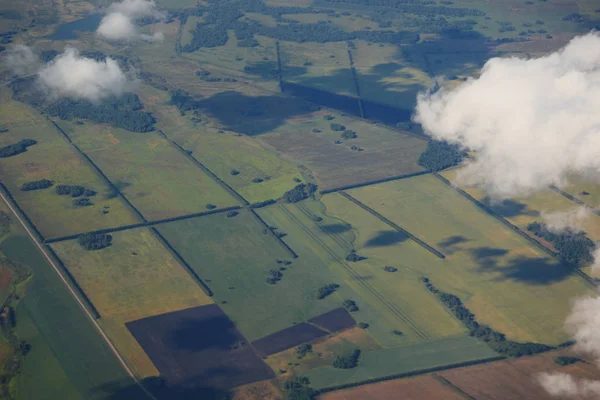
(347, 175, 594, 345)
(2, 0, 600, 397)
(0, 89, 141, 238)
(50, 228, 213, 378)
(156, 209, 342, 341)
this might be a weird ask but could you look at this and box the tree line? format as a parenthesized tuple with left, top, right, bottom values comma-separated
(422, 277, 553, 357)
(21, 179, 53, 191)
(322, 0, 485, 18)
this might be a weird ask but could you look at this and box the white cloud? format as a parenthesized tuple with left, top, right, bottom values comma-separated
(542, 207, 592, 233)
(3, 44, 41, 76)
(97, 0, 164, 42)
(97, 12, 137, 41)
(414, 31, 600, 199)
(537, 294, 600, 398)
(37, 46, 136, 102)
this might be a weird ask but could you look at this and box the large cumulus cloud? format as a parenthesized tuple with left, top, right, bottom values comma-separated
(414, 32, 600, 198)
(97, 0, 164, 42)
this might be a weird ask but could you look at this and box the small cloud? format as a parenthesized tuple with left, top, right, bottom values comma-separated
(97, 0, 164, 42)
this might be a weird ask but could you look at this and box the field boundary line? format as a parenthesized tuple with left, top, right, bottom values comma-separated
(346, 44, 365, 118)
(316, 355, 505, 393)
(0, 181, 155, 400)
(155, 129, 250, 206)
(249, 209, 299, 259)
(432, 374, 476, 400)
(320, 170, 430, 194)
(549, 185, 600, 216)
(338, 191, 445, 259)
(149, 227, 214, 297)
(433, 174, 598, 287)
(44, 205, 242, 244)
(47, 117, 148, 223)
(277, 205, 429, 339)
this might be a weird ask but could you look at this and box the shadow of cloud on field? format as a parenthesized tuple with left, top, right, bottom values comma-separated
(319, 223, 352, 234)
(482, 197, 540, 218)
(470, 246, 509, 268)
(476, 254, 574, 285)
(364, 230, 409, 247)
(195, 90, 319, 136)
(438, 235, 469, 248)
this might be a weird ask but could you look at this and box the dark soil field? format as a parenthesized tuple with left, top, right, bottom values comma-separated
(252, 323, 329, 357)
(308, 308, 356, 333)
(126, 304, 274, 394)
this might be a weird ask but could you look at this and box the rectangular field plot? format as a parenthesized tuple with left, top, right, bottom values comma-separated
(308, 307, 356, 333)
(156, 210, 343, 341)
(320, 193, 467, 343)
(280, 41, 356, 97)
(51, 228, 212, 377)
(259, 109, 427, 191)
(351, 41, 432, 110)
(304, 335, 498, 391)
(138, 85, 304, 203)
(0, 90, 141, 238)
(257, 201, 446, 348)
(126, 304, 274, 393)
(1, 235, 144, 400)
(252, 323, 329, 357)
(60, 120, 239, 220)
(347, 175, 594, 345)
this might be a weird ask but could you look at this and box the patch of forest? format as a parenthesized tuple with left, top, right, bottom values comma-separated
(527, 222, 595, 266)
(418, 140, 466, 171)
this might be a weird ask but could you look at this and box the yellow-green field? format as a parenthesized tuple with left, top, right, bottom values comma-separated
(0, 89, 141, 238)
(138, 84, 304, 203)
(280, 40, 356, 96)
(347, 175, 594, 345)
(321, 193, 467, 340)
(180, 15, 202, 48)
(58, 120, 239, 220)
(351, 41, 432, 109)
(51, 228, 213, 378)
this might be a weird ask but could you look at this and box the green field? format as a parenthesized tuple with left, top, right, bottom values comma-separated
(156, 209, 342, 341)
(58, 120, 239, 221)
(321, 193, 467, 341)
(304, 335, 499, 390)
(0, 89, 141, 238)
(0, 234, 146, 399)
(347, 175, 594, 345)
(280, 41, 356, 96)
(138, 84, 305, 204)
(51, 227, 213, 378)
(260, 109, 427, 191)
(180, 15, 202, 48)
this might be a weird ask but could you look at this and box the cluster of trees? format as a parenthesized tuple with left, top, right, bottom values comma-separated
(282, 183, 318, 203)
(181, 0, 419, 53)
(73, 198, 93, 207)
(0, 212, 12, 237)
(383, 266, 397, 272)
(0, 139, 37, 158)
(195, 70, 238, 82)
(358, 322, 369, 329)
(418, 140, 467, 171)
(55, 185, 96, 197)
(340, 130, 357, 139)
(266, 269, 283, 284)
(21, 179, 53, 191)
(332, 349, 361, 369)
(283, 376, 317, 400)
(422, 277, 553, 357)
(250, 199, 277, 209)
(316, 283, 339, 299)
(295, 343, 312, 359)
(78, 233, 113, 250)
(343, 299, 359, 312)
(227, 211, 239, 218)
(322, 0, 485, 17)
(169, 90, 202, 112)
(346, 250, 366, 262)
(45, 97, 155, 133)
(555, 356, 581, 366)
(563, 13, 584, 22)
(527, 222, 594, 265)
